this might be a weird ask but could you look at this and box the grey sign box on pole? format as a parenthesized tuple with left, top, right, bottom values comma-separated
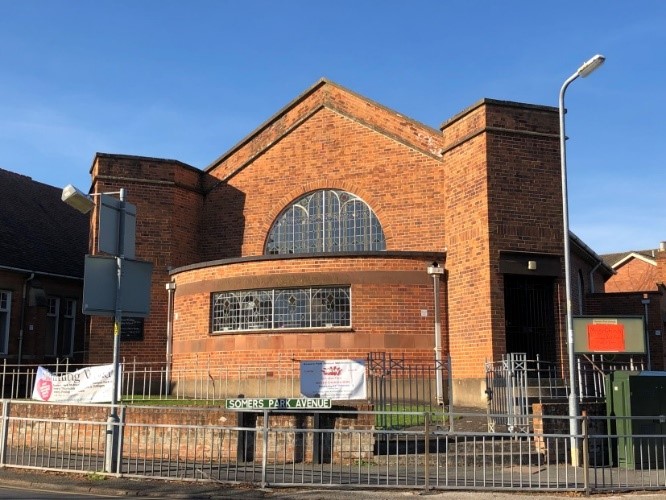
(98, 194, 136, 259)
(83, 255, 152, 317)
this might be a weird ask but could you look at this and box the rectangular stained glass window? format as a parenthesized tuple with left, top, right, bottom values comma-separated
(211, 286, 350, 333)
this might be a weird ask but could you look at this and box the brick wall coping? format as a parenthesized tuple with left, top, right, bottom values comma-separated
(170, 250, 447, 276)
(91, 152, 199, 173)
(204, 78, 443, 173)
(439, 98, 558, 130)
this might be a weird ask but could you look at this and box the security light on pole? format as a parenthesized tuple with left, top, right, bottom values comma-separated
(577, 54, 606, 78)
(61, 184, 95, 214)
(62, 183, 151, 474)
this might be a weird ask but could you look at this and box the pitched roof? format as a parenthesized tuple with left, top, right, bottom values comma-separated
(570, 232, 615, 279)
(204, 78, 444, 181)
(601, 249, 658, 269)
(0, 168, 89, 278)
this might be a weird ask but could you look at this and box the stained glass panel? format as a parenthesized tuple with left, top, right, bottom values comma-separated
(266, 190, 385, 254)
(211, 287, 351, 333)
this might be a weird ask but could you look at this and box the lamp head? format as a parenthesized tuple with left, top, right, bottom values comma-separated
(61, 184, 94, 214)
(577, 54, 605, 78)
(427, 262, 444, 275)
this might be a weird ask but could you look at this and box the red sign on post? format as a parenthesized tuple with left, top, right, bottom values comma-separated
(588, 323, 625, 352)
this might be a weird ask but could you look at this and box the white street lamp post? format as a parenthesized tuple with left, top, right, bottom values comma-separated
(559, 54, 605, 466)
(427, 262, 445, 406)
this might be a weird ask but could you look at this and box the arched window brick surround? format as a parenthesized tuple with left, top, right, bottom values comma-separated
(265, 188, 387, 255)
(261, 182, 392, 251)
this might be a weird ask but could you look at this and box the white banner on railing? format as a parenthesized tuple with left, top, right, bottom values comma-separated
(300, 359, 367, 400)
(32, 364, 119, 403)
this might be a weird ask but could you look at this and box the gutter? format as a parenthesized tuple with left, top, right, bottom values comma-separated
(589, 262, 602, 294)
(0, 264, 83, 281)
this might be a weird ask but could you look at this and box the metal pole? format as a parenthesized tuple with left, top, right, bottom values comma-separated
(261, 409, 269, 488)
(105, 187, 125, 474)
(558, 54, 605, 465)
(432, 272, 444, 405)
(448, 354, 454, 432)
(165, 282, 176, 396)
(560, 71, 581, 466)
(582, 410, 590, 495)
(642, 295, 651, 370)
(424, 411, 430, 492)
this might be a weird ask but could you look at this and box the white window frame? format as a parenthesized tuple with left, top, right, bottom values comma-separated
(62, 299, 76, 358)
(46, 296, 60, 357)
(0, 290, 10, 355)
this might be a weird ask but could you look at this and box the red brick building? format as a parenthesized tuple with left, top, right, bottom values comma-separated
(0, 168, 88, 372)
(86, 79, 616, 406)
(603, 249, 659, 293)
(595, 244, 666, 369)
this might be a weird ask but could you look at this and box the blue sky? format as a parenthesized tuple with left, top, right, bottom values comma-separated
(1, 1, 664, 254)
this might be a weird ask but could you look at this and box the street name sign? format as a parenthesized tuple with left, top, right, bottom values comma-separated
(225, 398, 331, 410)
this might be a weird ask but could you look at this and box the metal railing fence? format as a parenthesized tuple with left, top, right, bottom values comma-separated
(577, 355, 645, 402)
(4, 354, 644, 405)
(1, 400, 665, 493)
(0, 357, 302, 402)
(3, 353, 453, 408)
(484, 354, 648, 435)
(367, 352, 452, 430)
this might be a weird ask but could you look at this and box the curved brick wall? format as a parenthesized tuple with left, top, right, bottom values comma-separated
(171, 253, 445, 374)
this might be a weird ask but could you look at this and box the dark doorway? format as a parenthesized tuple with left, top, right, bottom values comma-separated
(504, 275, 557, 362)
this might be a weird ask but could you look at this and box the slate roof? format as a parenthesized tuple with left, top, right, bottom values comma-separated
(601, 249, 658, 269)
(0, 168, 89, 278)
(570, 232, 615, 279)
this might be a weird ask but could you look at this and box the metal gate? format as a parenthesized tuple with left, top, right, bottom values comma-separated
(367, 352, 452, 429)
(485, 353, 563, 434)
(485, 353, 529, 433)
(504, 275, 557, 363)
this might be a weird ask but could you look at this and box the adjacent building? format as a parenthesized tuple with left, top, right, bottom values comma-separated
(603, 247, 661, 293)
(597, 244, 666, 369)
(0, 168, 88, 372)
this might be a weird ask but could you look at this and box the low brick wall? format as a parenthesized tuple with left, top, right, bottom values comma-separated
(532, 401, 606, 462)
(4, 402, 375, 465)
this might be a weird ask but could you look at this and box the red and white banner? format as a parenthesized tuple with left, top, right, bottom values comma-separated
(300, 359, 367, 400)
(32, 364, 119, 403)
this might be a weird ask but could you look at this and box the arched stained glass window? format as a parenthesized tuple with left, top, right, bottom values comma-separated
(266, 190, 386, 254)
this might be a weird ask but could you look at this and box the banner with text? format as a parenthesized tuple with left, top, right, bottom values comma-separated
(300, 359, 367, 400)
(32, 364, 119, 403)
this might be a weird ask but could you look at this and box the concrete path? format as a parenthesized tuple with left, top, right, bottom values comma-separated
(0, 467, 663, 499)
